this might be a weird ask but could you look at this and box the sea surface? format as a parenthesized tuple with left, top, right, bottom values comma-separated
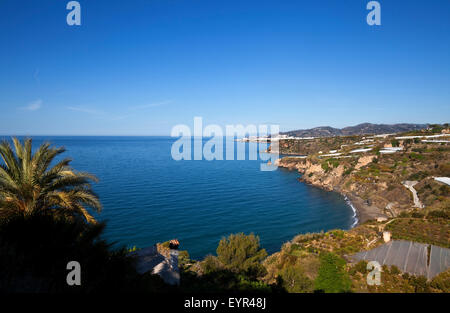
(4, 136, 356, 260)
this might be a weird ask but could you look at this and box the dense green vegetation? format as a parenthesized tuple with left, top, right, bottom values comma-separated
(277, 263, 314, 293)
(262, 222, 450, 293)
(314, 253, 352, 293)
(180, 233, 276, 292)
(386, 218, 450, 248)
(217, 233, 268, 278)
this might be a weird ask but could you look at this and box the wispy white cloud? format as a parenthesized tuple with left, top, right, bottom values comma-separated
(67, 106, 103, 115)
(131, 100, 172, 110)
(110, 114, 134, 121)
(65, 100, 173, 121)
(22, 99, 42, 111)
(67, 106, 133, 121)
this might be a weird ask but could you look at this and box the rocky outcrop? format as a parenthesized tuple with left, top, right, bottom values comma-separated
(355, 155, 376, 170)
(130, 245, 180, 285)
(302, 163, 343, 191)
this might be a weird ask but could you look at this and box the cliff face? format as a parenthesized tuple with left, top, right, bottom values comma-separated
(278, 157, 410, 222)
(278, 158, 346, 192)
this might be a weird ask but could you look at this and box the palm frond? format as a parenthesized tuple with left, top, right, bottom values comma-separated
(0, 137, 101, 223)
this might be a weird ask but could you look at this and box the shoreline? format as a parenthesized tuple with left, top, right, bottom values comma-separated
(344, 193, 386, 224)
(300, 179, 385, 226)
(290, 171, 386, 227)
(298, 179, 375, 227)
(343, 195, 359, 228)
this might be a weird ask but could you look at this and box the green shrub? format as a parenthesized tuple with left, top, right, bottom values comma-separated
(431, 125, 444, 133)
(430, 271, 450, 292)
(411, 211, 424, 218)
(330, 230, 345, 239)
(314, 253, 352, 293)
(412, 147, 425, 153)
(182, 266, 272, 293)
(321, 162, 330, 172)
(439, 163, 450, 176)
(127, 245, 138, 252)
(217, 233, 267, 278)
(407, 171, 429, 181)
(427, 210, 449, 219)
(328, 158, 340, 168)
(354, 260, 368, 274)
(178, 250, 191, 268)
(278, 264, 314, 293)
(409, 276, 430, 293)
(390, 265, 401, 275)
(201, 255, 223, 274)
(409, 153, 424, 160)
(343, 167, 353, 176)
(439, 185, 450, 195)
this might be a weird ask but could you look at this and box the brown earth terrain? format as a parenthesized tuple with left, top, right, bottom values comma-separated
(275, 126, 450, 223)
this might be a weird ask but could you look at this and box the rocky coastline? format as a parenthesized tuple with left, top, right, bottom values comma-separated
(275, 157, 388, 225)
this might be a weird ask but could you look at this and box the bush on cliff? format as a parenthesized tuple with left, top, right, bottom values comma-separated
(201, 255, 223, 274)
(314, 253, 352, 293)
(217, 233, 268, 279)
(181, 233, 273, 293)
(277, 264, 314, 293)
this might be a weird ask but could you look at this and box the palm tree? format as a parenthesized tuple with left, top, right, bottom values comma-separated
(0, 137, 102, 223)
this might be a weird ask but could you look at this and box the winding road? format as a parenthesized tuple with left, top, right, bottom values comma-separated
(403, 180, 425, 209)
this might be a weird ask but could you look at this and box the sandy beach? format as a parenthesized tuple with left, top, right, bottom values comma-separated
(295, 174, 386, 226)
(345, 193, 386, 225)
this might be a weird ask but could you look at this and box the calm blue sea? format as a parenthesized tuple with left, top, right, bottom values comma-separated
(4, 136, 356, 260)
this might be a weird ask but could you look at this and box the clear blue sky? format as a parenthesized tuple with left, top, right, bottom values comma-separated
(0, 0, 449, 135)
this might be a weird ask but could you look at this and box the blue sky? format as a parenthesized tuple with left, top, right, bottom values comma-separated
(0, 0, 449, 135)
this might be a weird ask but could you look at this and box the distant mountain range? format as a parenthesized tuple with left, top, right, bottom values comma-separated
(282, 123, 429, 138)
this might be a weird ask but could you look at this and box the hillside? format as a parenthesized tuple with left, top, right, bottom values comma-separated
(261, 217, 450, 293)
(276, 124, 449, 221)
(282, 123, 429, 138)
(180, 217, 450, 293)
(178, 124, 449, 293)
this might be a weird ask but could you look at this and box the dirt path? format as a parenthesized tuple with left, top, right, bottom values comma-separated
(403, 180, 425, 209)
